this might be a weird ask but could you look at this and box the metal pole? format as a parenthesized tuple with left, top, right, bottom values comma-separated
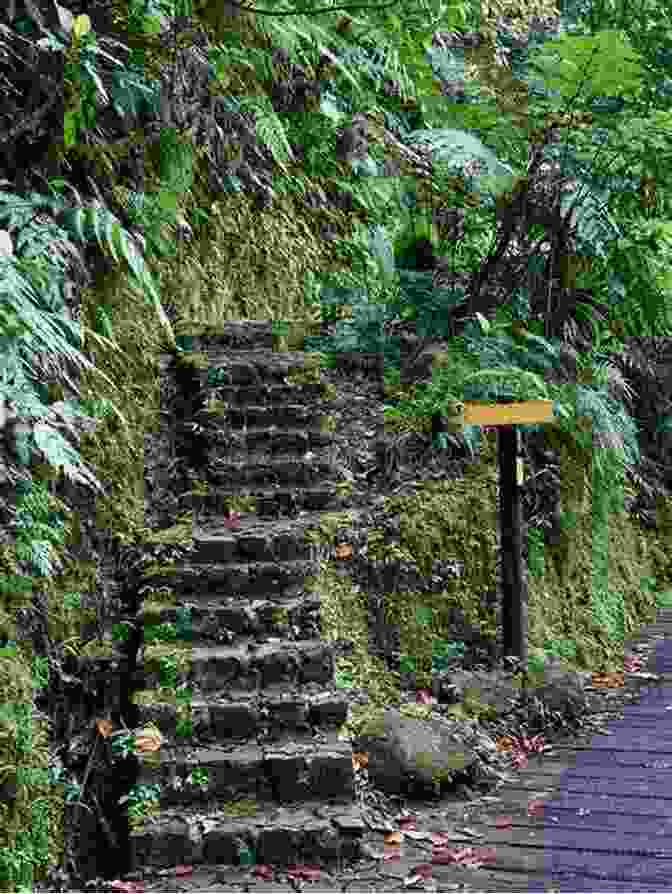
(498, 425, 527, 666)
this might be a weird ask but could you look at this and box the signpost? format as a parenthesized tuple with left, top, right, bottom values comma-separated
(447, 399, 556, 667)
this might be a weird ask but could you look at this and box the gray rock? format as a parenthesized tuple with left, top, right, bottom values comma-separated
(521, 655, 590, 723)
(351, 707, 503, 799)
(433, 668, 524, 718)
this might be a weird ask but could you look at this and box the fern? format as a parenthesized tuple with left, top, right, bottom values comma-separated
(0, 189, 168, 370)
(572, 384, 639, 472)
(108, 63, 161, 122)
(466, 329, 561, 376)
(32, 424, 106, 494)
(460, 366, 550, 402)
(528, 29, 645, 105)
(14, 539, 53, 577)
(237, 95, 295, 173)
(14, 519, 64, 547)
(406, 126, 518, 197)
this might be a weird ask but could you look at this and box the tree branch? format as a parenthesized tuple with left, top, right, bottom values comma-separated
(216, 0, 402, 16)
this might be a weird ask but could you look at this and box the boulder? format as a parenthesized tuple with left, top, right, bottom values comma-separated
(350, 707, 505, 799)
(347, 663, 593, 802)
(432, 668, 524, 719)
(520, 655, 590, 726)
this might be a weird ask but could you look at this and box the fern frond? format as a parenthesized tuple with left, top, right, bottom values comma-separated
(573, 385, 639, 473)
(32, 424, 106, 494)
(461, 366, 550, 401)
(237, 95, 294, 173)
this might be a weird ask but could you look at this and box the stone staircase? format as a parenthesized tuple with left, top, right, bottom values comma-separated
(127, 325, 370, 874)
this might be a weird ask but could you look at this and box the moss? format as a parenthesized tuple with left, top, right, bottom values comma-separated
(218, 799, 260, 817)
(78, 640, 123, 659)
(303, 511, 358, 547)
(144, 641, 192, 667)
(139, 561, 184, 579)
(319, 414, 337, 434)
(271, 606, 290, 625)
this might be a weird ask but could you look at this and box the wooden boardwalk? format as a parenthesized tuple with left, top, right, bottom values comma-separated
(385, 606, 672, 893)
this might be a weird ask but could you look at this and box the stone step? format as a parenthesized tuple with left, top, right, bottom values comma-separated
(127, 798, 366, 872)
(175, 320, 300, 351)
(133, 684, 349, 746)
(194, 348, 327, 381)
(127, 332, 366, 878)
(203, 455, 343, 489)
(189, 513, 349, 564)
(138, 593, 321, 644)
(138, 557, 322, 599)
(180, 484, 345, 517)
(140, 638, 336, 692)
(175, 320, 311, 351)
(201, 401, 331, 429)
(191, 525, 311, 565)
(135, 732, 355, 808)
(200, 445, 341, 470)
(206, 425, 335, 456)
(203, 380, 331, 406)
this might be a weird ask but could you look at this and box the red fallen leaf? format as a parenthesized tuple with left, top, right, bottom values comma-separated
(624, 654, 643, 672)
(383, 849, 402, 862)
(430, 831, 452, 847)
(408, 863, 434, 880)
(398, 815, 417, 831)
(253, 865, 274, 880)
(285, 864, 322, 881)
(222, 511, 241, 530)
(516, 734, 546, 756)
(415, 688, 434, 704)
(495, 815, 514, 829)
(432, 846, 496, 868)
(109, 882, 144, 892)
(173, 866, 193, 876)
(501, 732, 546, 769)
(528, 799, 546, 816)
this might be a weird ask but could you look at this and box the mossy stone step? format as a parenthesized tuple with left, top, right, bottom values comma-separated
(133, 685, 349, 746)
(181, 484, 344, 516)
(190, 347, 326, 379)
(203, 401, 332, 428)
(135, 732, 354, 808)
(128, 798, 366, 872)
(141, 638, 336, 692)
(206, 455, 344, 488)
(202, 381, 331, 405)
(190, 510, 357, 565)
(138, 593, 320, 643)
(138, 557, 322, 599)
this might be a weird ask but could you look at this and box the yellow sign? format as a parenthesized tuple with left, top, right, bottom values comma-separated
(463, 400, 555, 427)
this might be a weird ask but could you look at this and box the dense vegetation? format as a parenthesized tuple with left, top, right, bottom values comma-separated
(0, 0, 672, 888)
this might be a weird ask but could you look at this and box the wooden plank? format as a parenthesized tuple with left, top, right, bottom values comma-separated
(499, 425, 527, 665)
(440, 398, 554, 666)
(463, 399, 555, 426)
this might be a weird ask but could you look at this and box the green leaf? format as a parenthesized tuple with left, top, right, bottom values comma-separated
(528, 30, 645, 102)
